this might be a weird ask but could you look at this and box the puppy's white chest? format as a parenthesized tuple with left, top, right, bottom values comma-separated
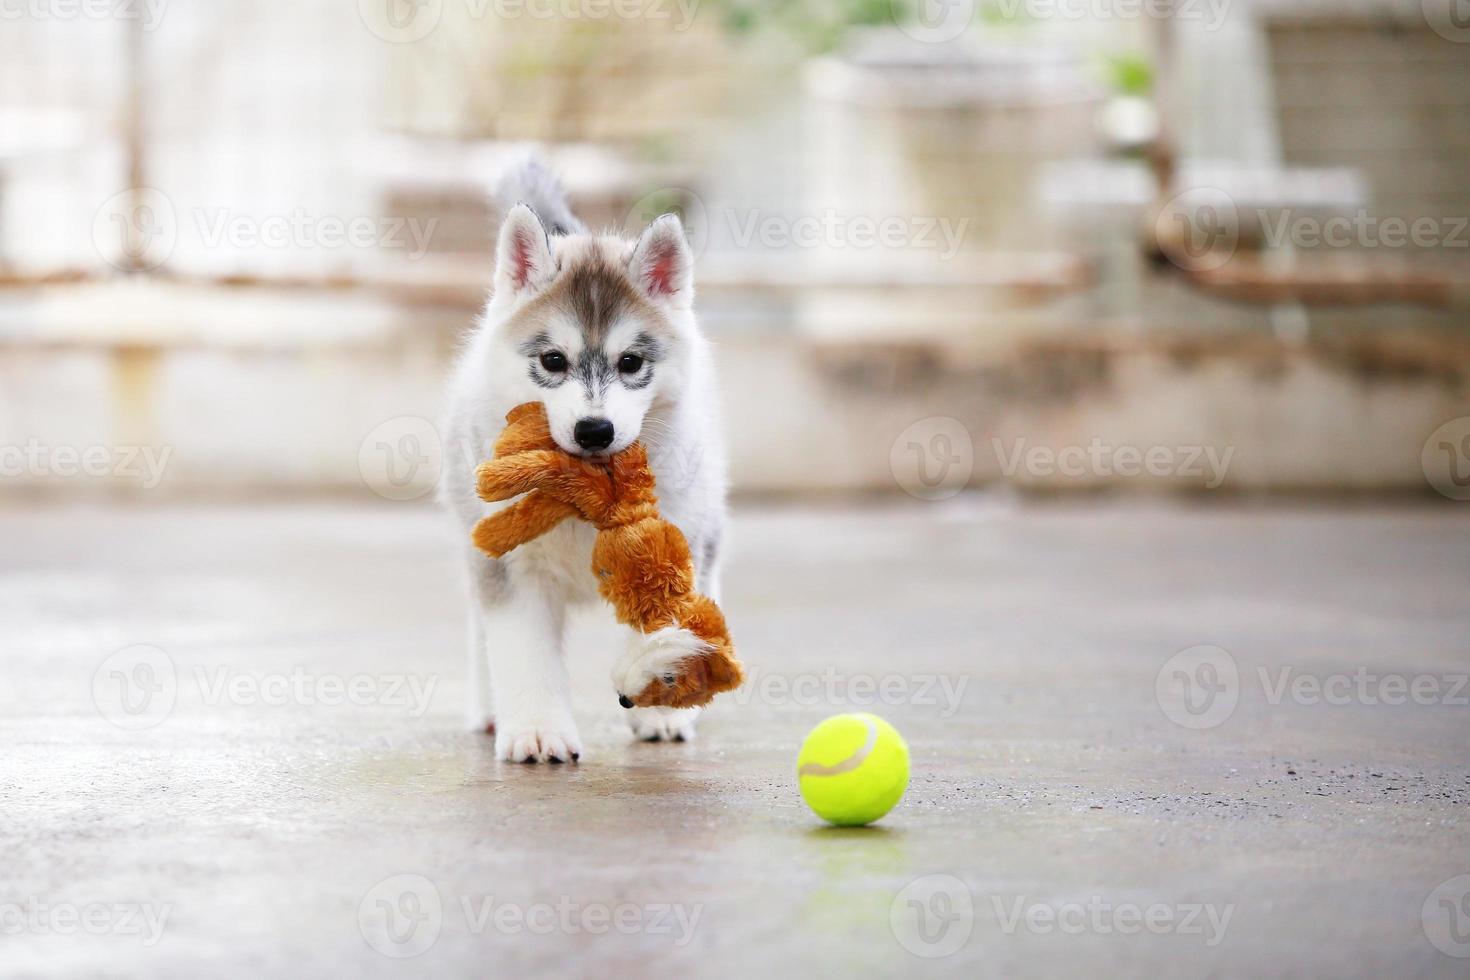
(509, 517, 601, 603)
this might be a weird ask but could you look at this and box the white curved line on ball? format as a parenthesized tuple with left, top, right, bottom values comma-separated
(798, 717, 878, 777)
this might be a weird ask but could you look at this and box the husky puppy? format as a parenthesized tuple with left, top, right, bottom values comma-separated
(441, 160, 727, 763)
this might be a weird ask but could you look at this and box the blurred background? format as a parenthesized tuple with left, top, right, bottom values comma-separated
(5, 5, 1470, 976)
(2, 0, 1468, 501)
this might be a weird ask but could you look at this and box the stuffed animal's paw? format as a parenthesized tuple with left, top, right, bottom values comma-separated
(475, 449, 568, 503)
(612, 626, 727, 710)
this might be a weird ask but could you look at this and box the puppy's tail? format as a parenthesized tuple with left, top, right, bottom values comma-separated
(495, 152, 584, 237)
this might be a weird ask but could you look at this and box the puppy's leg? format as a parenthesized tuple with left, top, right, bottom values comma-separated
(696, 525, 724, 604)
(467, 605, 495, 733)
(464, 551, 499, 733)
(485, 569, 581, 763)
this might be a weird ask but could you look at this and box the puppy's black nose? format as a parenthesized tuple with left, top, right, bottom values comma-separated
(618, 694, 634, 709)
(574, 417, 615, 452)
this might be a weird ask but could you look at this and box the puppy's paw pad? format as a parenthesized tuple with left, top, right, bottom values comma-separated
(496, 723, 582, 764)
(628, 706, 701, 743)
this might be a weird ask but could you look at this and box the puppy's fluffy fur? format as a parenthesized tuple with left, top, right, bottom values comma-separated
(440, 160, 727, 762)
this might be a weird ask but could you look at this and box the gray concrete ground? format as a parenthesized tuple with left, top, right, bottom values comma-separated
(2, 498, 1468, 978)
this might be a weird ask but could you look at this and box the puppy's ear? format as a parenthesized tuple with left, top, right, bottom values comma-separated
(628, 213, 692, 305)
(495, 204, 555, 296)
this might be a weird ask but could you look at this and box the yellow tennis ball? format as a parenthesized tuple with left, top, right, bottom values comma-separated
(797, 713, 910, 826)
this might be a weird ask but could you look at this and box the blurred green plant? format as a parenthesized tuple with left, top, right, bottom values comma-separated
(1107, 53, 1155, 96)
(712, 0, 917, 53)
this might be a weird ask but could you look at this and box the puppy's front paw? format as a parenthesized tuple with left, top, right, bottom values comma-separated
(495, 718, 582, 764)
(628, 705, 701, 742)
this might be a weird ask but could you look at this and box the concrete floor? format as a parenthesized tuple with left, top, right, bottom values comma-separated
(2, 498, 1468, 978)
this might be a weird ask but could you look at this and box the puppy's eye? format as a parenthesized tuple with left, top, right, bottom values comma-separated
(539, 351, 568, 373)
(617, 353, 644, 374)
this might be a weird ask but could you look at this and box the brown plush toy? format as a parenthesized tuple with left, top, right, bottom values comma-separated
(471, 403, 744, 710)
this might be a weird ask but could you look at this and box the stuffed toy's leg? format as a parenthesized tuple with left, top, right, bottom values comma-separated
(470, 402, 614, 561)
(611, 594, 744, 710)
(477, 451, 620, 516)
(595, 523, 745, 710)
(471, 493, 576, 559)
(469, 403, 579, 559)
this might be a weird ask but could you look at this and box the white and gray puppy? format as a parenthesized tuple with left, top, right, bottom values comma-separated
(441, 159, 727, 763)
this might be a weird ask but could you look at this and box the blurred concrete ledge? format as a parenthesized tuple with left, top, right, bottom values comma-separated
(1, 279, 1467, 499)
